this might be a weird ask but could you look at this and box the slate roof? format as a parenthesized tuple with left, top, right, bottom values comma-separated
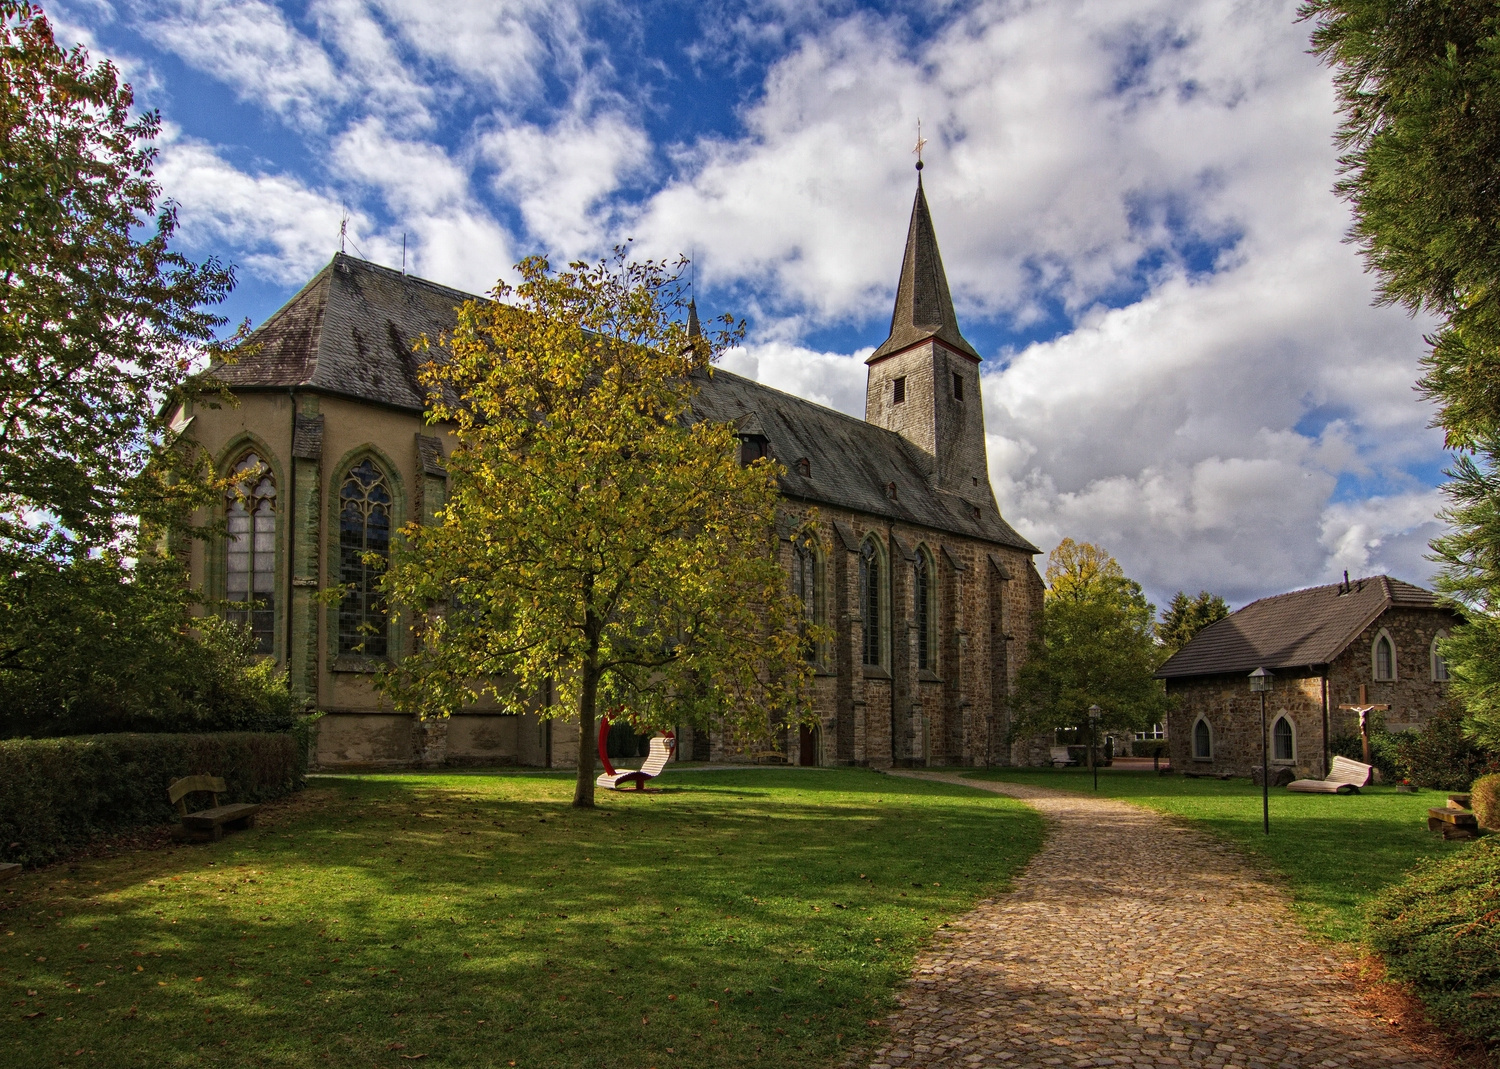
(1156, 575, 1454, 680)
(212, 253, 469, 410)
(692, 368, 1037, 551)
(868, 175, 980, 364)
(213, 253, 1037, 553)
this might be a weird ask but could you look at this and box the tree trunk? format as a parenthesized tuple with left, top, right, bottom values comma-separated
(573, 655, 599, 808)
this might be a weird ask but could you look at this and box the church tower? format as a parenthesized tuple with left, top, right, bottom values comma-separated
(865, 172, 994, 507)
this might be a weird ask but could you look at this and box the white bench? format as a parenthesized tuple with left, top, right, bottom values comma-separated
(597, 734, 675, 791)
(1287, 755, 1372, 794)
(1050, 745, 1075, 768)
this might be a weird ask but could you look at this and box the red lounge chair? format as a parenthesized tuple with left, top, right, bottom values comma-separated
(595, 715, 675, 791)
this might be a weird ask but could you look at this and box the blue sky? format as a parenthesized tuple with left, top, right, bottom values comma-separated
(53, 0, 1448, 607)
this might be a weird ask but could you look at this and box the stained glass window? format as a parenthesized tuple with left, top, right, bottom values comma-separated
(860, 539, 882, 667)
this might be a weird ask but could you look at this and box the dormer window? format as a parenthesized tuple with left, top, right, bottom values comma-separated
(796, 457, 811, 478)
(738, 434, 771, 466)
(952, 371, 963, 401)
(884, 481, 898, 500)
(893, 377, 906, 404)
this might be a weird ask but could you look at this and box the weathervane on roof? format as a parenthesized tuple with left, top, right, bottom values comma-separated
(913, 119, 927, 171)
(339, 213, 348, 254)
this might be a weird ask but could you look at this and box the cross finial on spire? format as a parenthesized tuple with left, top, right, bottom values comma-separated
(913, 119, 928, 171)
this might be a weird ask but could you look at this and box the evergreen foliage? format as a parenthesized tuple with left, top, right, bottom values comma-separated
(1157, 589, 1230, 654)
(378, 253, 815, 807)
(1302, 1, 1500, 746)
(1011, 539, 1170, 741)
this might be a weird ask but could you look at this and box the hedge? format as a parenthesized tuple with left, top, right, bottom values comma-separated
(1473, 773, 1500, 831)
(0, 732, 302, 868)
(1368, 838, 1500, 1058)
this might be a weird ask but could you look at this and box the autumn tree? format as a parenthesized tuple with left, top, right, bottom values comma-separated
(1157, 589, 1230, 655)
(1011, 539, 1170, 742)
(1302, 1, 1500, 745)
(0, 4, 281, 734)
(1, 2, 234, 554)
(377, 253, 815, 807)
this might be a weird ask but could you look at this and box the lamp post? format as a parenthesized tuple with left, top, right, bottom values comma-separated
(1249, 667, 1273, 834)
(1088, 704, 1102, 791)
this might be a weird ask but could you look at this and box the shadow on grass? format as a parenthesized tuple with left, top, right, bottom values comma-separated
(3, 768, 1042, 1069)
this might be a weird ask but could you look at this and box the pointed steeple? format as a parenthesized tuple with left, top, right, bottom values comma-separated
(687, 297, 702, 339)
(867, 175, 979, 364)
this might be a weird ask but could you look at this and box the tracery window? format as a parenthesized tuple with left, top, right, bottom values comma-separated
(225, 451, 276, 654)
(914, 547, 935, 672)
(860, 537, 883, 667)
(339, 458, 392, 657)
(1273, 716, 1295, 762)
(1373, 632, 1396, 681)
(791, 532, 822, 663)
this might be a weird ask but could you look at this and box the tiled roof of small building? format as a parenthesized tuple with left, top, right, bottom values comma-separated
(1156, 575, 1452, 680)
(212, 254, 1037, 553)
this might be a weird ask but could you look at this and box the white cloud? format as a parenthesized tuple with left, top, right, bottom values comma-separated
(155, 135, 361, 283)
(331, 118, 514, 292)
(482, 110, 650, 258)
(138, 0, 345, 130)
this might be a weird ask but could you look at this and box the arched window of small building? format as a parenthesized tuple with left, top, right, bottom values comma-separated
(1372, 630, 1396, 681)
(339, 458, 392, 657)
(1432, 632, 1451, 682)
(225, 451, 276, 654)
(1273, 716, 1295, 762)
(914, 545, 936, 672)
(791, 530, 823, 663)
(859, 536, 885, 668)
(1192, 718, 1212, 760)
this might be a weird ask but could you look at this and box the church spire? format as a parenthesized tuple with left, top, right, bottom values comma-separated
(867, 173, 979, 364)
(687, 297, 701, 339)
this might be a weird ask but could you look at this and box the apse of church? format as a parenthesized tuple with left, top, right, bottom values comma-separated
(180, 172, 1045, 770)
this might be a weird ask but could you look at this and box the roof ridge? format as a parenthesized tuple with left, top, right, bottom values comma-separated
(332, 251, 490, 307)
(706, 364, 912, 444)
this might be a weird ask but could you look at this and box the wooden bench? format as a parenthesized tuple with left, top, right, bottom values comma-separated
(0, 862, 20, 882)
(170, 776, 260, 842)
(1286, 755, 1371, 794)
(1429, 807, 1480, 840)
(1050, 746, 1076, 768)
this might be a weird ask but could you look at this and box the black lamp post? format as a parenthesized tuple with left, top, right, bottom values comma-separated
(1088, 704, 1102, 791)
(1249, 667, 1272, 834)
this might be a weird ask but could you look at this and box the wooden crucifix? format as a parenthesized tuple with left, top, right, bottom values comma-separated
(1338, 684, 1390, 765)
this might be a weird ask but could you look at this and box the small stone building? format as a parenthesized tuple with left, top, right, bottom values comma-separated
(177, 173, 1046, 769)
(1157, 576, 1461, 779)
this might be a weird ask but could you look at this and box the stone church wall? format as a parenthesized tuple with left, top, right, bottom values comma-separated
(1165, 606, 1461, 780)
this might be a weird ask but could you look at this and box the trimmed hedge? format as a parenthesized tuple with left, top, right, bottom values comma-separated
(0, 732, 302, 868)
(1368, 838, 1500, 1057)
(1473, 773, 1500, 831)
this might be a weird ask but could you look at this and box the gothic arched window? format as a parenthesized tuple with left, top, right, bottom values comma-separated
(914, 547, 935, 672)
(791, 531, 822, 663)
(1273, 716, 1295, 762)
(1373, 631, 1396, 681)
(1193, 718, 1212, 759)
(225, 451, 276, 654)
(339, 458, 392, 657)
(860, 537, 884, 668)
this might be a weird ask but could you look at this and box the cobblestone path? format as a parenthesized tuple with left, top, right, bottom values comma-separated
(867, 772, 1447, 1069)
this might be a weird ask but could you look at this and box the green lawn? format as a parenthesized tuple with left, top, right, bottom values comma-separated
(967, 767, 1465, 943)
(1, 768, 1043, 1069)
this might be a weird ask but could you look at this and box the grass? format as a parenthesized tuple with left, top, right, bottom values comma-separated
(967, 767, 1465, 942)
(1, 767, 1043, 1069)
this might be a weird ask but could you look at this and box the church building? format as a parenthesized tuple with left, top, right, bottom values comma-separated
(177, 175, 1045, 770)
